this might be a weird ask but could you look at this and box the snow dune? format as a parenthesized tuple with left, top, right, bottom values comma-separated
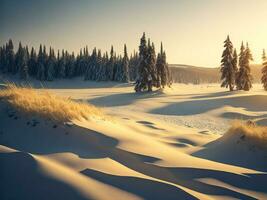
(0, 78, 266, 200)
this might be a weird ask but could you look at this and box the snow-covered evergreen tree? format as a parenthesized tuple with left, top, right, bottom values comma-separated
(129, 50, 139, 81)
(220, 35, 235, 91)
(236, 42, 245, 90)
(46, 48, 56, 81)
(232, 48, 238, 83)
(28, 47, 37, 76)
(58, 50, 66, 78)
(95, 49, 103, 81)
(121, 44, 129, 82)
(15, 42, 24, 74)
(236, 43, 253, 91)
(0, 45, 7, 73)
(67, 52, 76, 78)
(6, 39, 15, 74)
(84, 48, 96, 80)
(0, 46, 5, 72)
(261, 49, 267, 90)
(107, 46, 115, 81)
(147, 40, 157, 88)
(19, 48, 29, 80)
(135, 33, 149, 92)
(36, 45, 45, 80)
(161, 49, 168, 88)
(156, 42, 171, 88)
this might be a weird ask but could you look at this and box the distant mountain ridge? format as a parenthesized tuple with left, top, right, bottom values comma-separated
(169, 64, 262, 84)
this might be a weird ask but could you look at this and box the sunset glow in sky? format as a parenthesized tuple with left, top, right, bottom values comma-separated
(1, 0, 267, 67)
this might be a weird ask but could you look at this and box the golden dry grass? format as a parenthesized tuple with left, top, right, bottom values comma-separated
(0, 84, 104, 122)
(225, 120, 267, 148)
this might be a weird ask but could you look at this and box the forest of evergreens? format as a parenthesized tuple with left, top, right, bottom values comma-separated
(0, 33, 172, 92)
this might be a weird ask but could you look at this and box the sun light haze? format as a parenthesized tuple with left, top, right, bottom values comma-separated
(1, 0, 267, 67)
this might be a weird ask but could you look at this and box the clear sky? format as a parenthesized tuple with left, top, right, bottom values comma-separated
(0, 0, 267, 67)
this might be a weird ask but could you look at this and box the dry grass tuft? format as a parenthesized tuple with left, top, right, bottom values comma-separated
(0, 84, 105, 122)
(225, 120, 267, 148)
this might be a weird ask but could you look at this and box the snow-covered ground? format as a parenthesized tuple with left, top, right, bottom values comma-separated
(1, 77, 267, 200)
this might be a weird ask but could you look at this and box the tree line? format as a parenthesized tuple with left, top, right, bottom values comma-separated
(220, 35, 267, 91)
(0, 33, 171, 92)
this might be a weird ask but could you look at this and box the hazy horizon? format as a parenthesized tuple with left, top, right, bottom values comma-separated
(1, 0, 267, 68)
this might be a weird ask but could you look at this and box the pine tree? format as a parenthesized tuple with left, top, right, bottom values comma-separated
(121, 44, 129, 82)
(28, 47, 37, 76)
(107, 46, 115, 81)
(135, 32, 149, 92)
(95, 49, 103, 81)
(43, 45, 48, 79)
(6, 39, 15, 74)
(84, 48, 97, 80)
(236, 42, 245, 90)
(46, 48, 56, 81)
(129, 50, 138, 81)
(0, 46, 4, 71)
(19, 48, 29, 80)
(98, 51, 109, 81)
(232, 48, 238, 83)
(147, 40, 157, 88)
(220, 35, 235, 91)
(155, 42, 171, 88)
(67, 52, 76, 78)
(161, 49, 168, 88)
(261, 49, 267, 90)
(15, 42, 24, 74)
(58, 50, 66, 78)
(36, 45, 46, 80)
(236, 43, 253, 91)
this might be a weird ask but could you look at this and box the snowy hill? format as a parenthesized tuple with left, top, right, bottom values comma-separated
(0, 80, 267, 200)
(170, 64, 263, 84)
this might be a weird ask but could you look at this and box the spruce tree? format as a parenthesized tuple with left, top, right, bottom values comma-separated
(232, 48, 238, 83)
(68, 52, 76, 78)
(147, 40, 157, 88)
(236, 42, 245, 90)
(129, 50, 139, 81)
(36, 45, 46, 80)
(236, 43, 253, 91)
(156, 42, 171, 88)
(15, 42, 24, 74)
(161, 49, 168, 88)
(43, 45, 48, 79)
(46, 48, 56, 81)
(28, 47, 37, 76)
(58, 50, 66, 78)
(19, 48, 29, 80)
(261, 49, 267, 90)
(0, 46, 4, 71)
(6, 39, 15, 73)
(220, 35, 235, 91)
(95, 49, 103, 81)
(121, 44, 129, 82)
(135, 32, 149, 92)
(107, 46, 115, 81)
(84, 48, 97, 80)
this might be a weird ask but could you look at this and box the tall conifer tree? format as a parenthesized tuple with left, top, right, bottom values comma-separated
(237, 43, 253, 91)
(135, 32, 149, 92)
(261, 49, 267, 90)
(121, 44, 130, 82)
(220, 35, 235, 91)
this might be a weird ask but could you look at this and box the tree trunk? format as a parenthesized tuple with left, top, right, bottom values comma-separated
(229, 85, 233, 91)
